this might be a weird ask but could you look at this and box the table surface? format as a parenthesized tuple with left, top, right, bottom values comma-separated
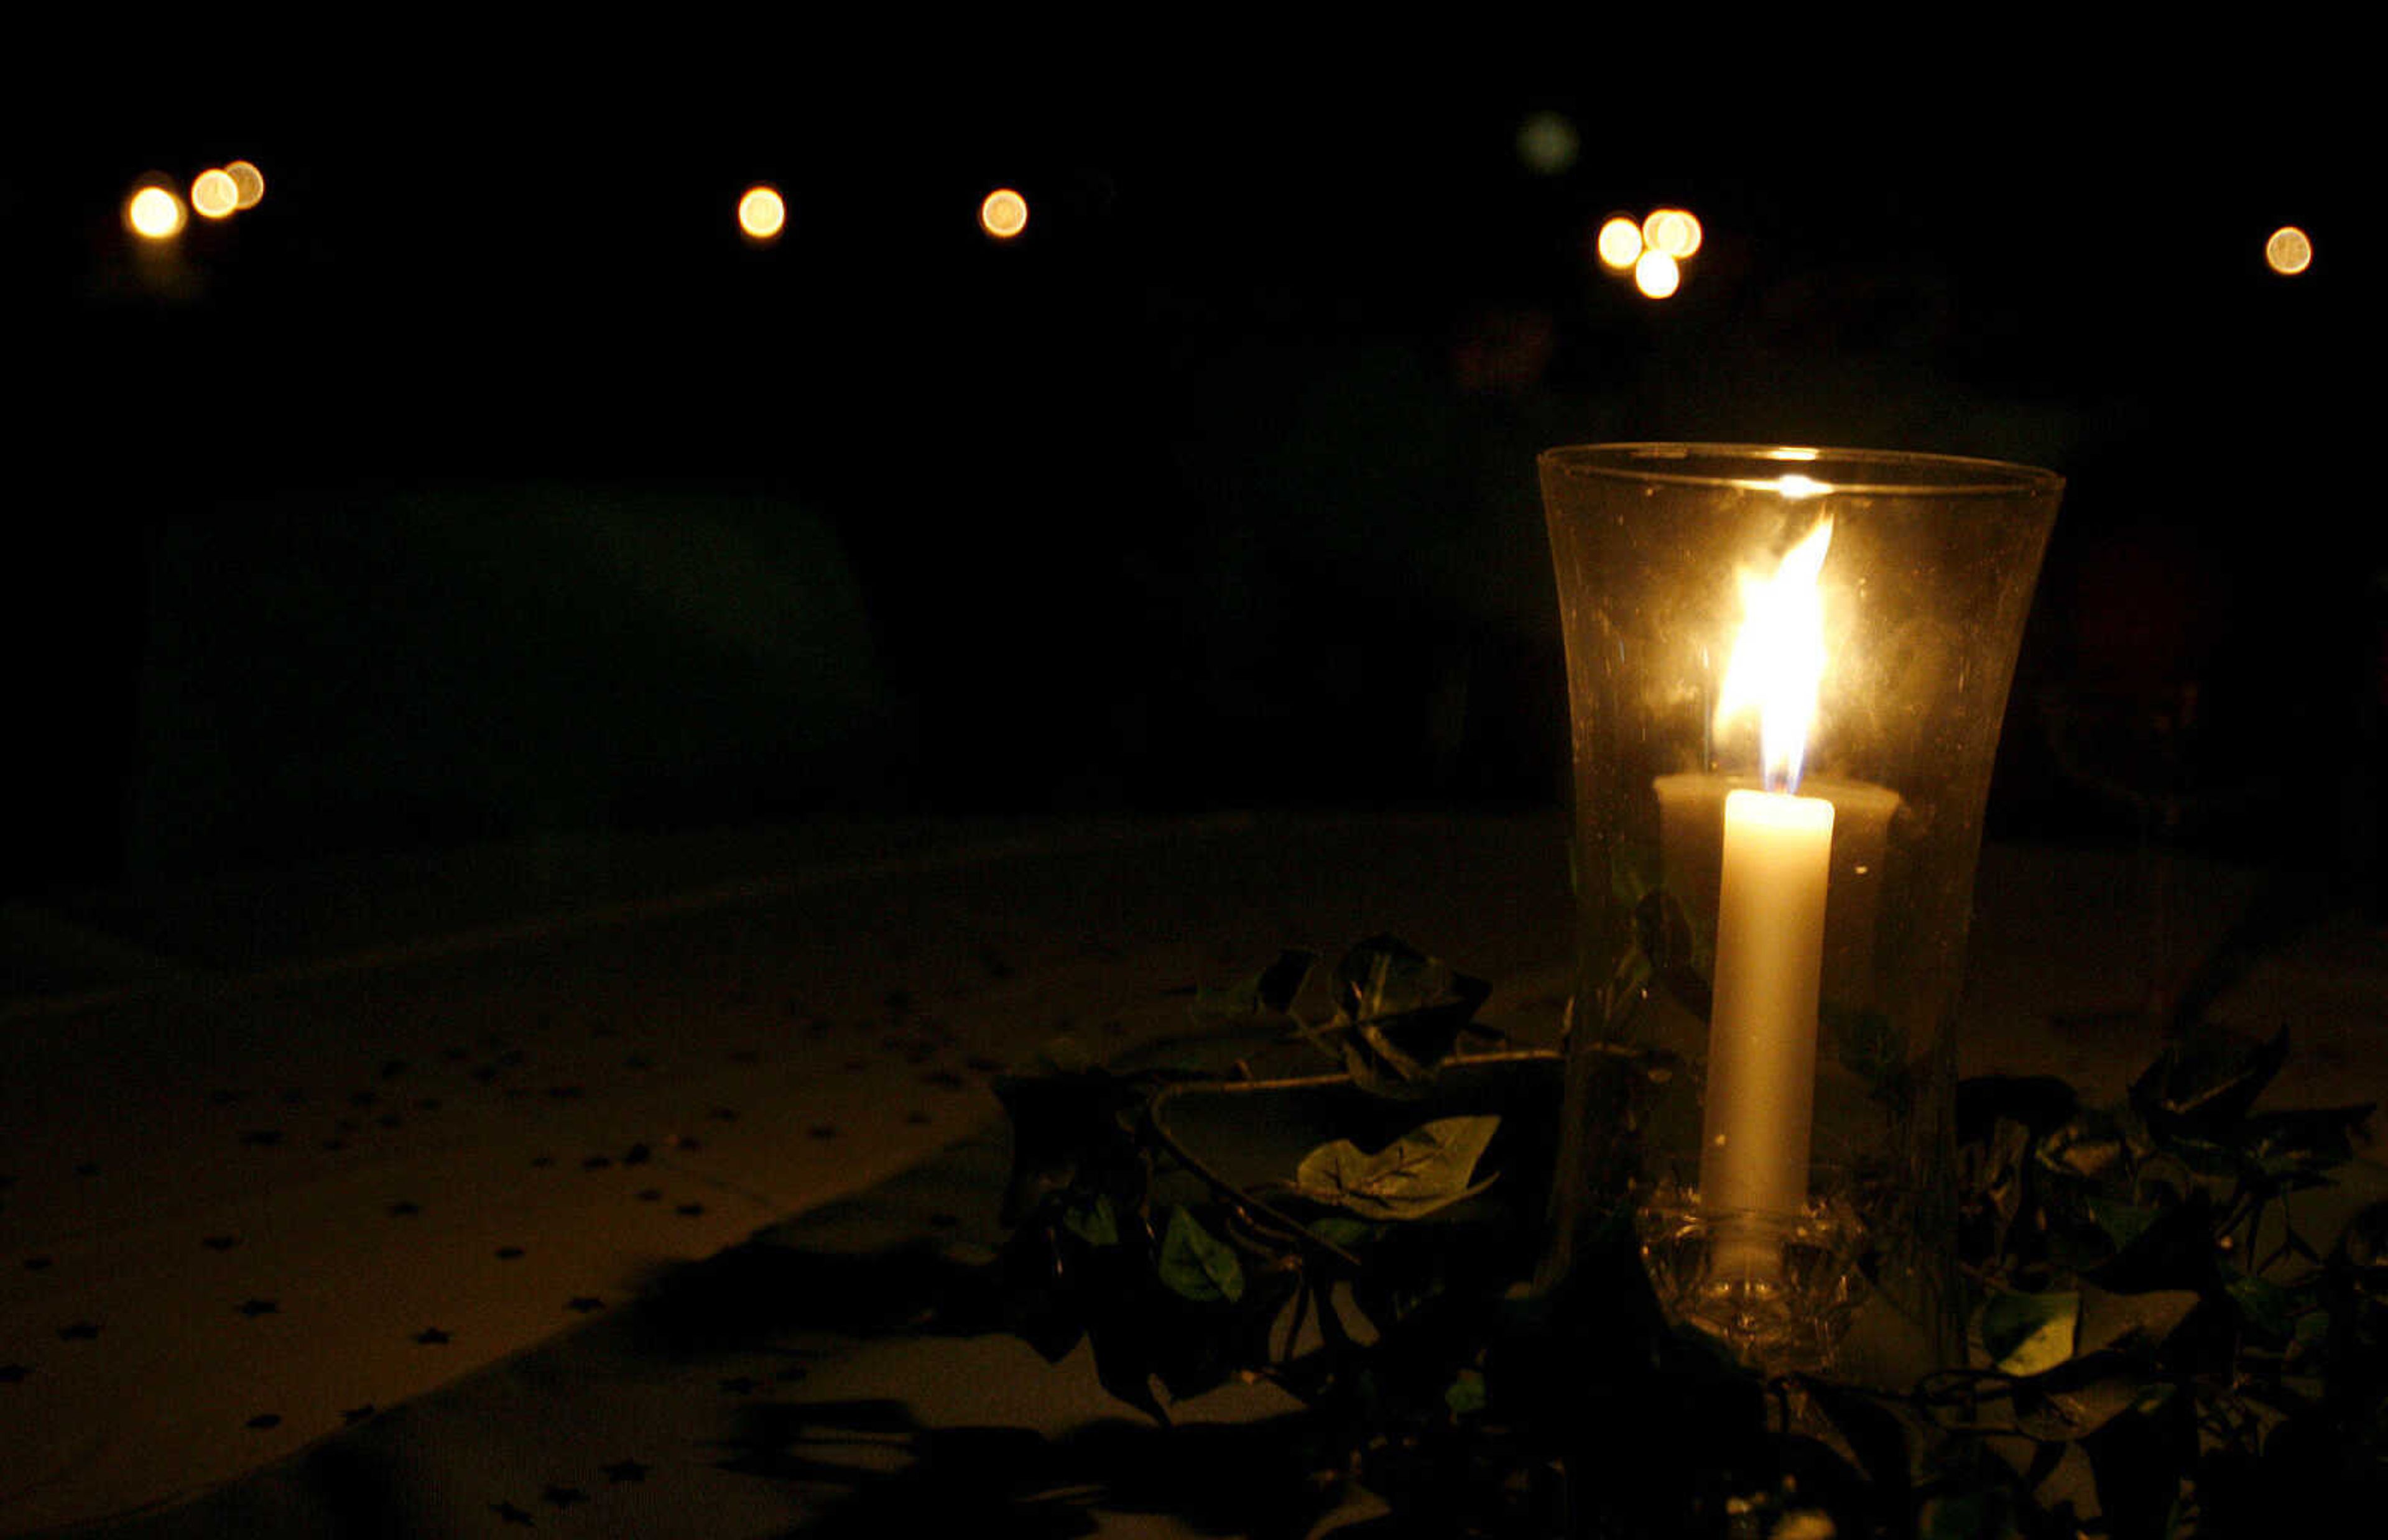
(2, 813, 2380, 1537)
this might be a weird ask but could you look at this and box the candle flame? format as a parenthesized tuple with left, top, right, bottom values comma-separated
(1716, 515, 1834, 791)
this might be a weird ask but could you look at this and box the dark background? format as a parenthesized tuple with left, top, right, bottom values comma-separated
(6, 48, 2376, 900)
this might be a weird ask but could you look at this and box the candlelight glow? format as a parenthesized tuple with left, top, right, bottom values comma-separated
(191, 169, 239, 220)
(226, 160, 266, 210)
(1716, 517, 1835, 791)
(1644, 208, 1703, 259)
(738, 186, 787, 241)
(1596, 215, 1644, 269)
(2265, 225, 2312, 275)
(127, 185, 185, 240)
(980, 187, 1028, 238)
(1634, 249, 1680, 298)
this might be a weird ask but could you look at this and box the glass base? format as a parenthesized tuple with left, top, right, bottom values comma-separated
(1634, 1182, 1869, 1373)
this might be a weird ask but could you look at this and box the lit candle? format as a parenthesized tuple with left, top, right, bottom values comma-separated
(1697, 507, 1836, 1280)
(1703, 788, 1832, 1276)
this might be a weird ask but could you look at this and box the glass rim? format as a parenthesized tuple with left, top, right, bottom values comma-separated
(1538, 442, 2064, 498)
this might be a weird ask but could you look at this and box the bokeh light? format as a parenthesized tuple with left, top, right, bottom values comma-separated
(1596, 216, 1644, 270)
(127, 183, 185, 241)
(980, 187, 1029, 239)
(1634, 249, 1680, 299)
(1644, 208, 1703, 259)
(191, 169, 239, 220)
(2265, 225, 2312, 275)
(1516, 111, 1581, 175)
(225, 159, 266, 210)
(737, 185, 787, 241)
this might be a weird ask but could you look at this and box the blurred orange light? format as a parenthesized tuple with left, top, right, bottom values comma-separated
(1634, 249, 1680, 299)
(1596, 215, 1644, 270)
(225, 159, 266, 210)
(1644, 208, 1702, 259)
(2265, 225, 2312, 275)
(192, 169, 239, 220)
(127, 184, 185, 240)
(980, 187, 1028, 239)
(738, 185, 787, 241)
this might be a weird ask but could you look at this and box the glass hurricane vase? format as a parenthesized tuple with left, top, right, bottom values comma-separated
(1535, 444, 2062, 1383)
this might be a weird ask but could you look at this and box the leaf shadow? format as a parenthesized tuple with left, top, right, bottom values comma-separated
(721, 1398, 1343, 1540)
(616, 1235, 1007, 1360)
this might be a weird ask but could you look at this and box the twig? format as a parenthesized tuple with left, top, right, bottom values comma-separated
(1147, 1079, 1365, 1267)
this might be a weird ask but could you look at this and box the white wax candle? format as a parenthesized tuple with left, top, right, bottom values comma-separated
(1700, 788, 1834, 1279)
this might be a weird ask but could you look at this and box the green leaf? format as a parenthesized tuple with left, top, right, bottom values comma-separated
(2128, 1024, 2288, 1138)
(1157, 1206, 1244, 1304)
(1327, 936, 1492, 1089)
(2086, 1195, 2160, 1251)
(1190, 949, 1317, 1025)
(2039, 1114, 2129, 1186)
(1305, 1215, 1383, 1249)
(1294, 1115, 1502, 1221)
(1980, 1289, 2080, 1376)
(2243, 1103, 2375, 1167)
(1445, 1367, 1487, 1416)
(2075, 1283, 2198, 1356)
(1062, 1194, 1121, 1247)
(2226, 1271, 2298, 1339)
